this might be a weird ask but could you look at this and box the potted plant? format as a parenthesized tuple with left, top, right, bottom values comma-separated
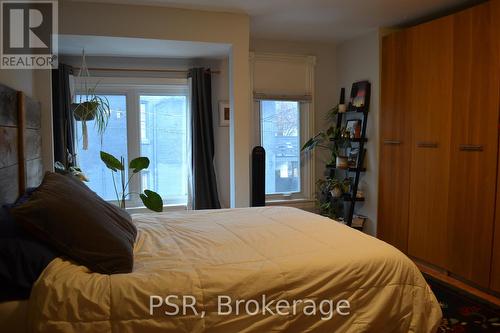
(334, 127, 351, 169)
(72, 84, 111, 150)
(315, 177, 352, 219)
(301, 123, 351, 168)
(100, 151, 163, 212)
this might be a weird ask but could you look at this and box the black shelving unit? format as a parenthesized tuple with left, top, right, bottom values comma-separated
(329, 81, 370, 227)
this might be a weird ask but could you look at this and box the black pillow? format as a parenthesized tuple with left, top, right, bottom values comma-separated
(10, 172, 137, 274)
(0, 206, 58, 301)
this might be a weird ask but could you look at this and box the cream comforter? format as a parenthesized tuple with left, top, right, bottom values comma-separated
(28, 207, 441, 333)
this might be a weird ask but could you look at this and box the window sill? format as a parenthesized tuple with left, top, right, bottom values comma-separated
(266, 198, 316, 212)
(126, 204, 187, 214)
(266, 198, 314, 204)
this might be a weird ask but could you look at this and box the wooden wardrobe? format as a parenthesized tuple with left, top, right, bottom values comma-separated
(379, 0, 500, 292)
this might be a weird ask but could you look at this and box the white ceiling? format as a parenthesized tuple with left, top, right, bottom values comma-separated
(68, 0, 479, 42)
(59, 35, 231, 58)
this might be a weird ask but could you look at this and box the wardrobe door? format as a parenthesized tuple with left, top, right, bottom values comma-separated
(378, 31, 412, 253)
(447, 1, 500, 288)
(407, 17, 453, 268)
(489, 0, 500, 293)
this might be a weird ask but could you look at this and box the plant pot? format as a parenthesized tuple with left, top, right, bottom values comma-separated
(336, 156, 348, 169)
(330, 187, 342, 198)
(72, 101, 98, 121)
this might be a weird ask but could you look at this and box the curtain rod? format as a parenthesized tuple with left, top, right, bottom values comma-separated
(73, 67, 220, 74)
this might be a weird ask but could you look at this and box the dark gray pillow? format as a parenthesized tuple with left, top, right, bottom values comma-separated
(10, 172, 137, 274)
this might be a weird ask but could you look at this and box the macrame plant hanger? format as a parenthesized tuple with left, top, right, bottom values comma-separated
(77, 49, 91, 150)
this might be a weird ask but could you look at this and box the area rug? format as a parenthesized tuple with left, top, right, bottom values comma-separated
(424, 276, 500, 332)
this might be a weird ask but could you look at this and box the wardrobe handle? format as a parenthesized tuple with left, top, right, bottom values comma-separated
(459, 144, 483, 152)
(383, 139, 401, 145)
(416, 141, 438, 148)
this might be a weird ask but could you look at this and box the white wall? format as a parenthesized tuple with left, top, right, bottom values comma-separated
(0, 70, 53, 173)
(336, 30, 380, 236)
(209, 59, 231, 208)
(0, 70, 34, 96)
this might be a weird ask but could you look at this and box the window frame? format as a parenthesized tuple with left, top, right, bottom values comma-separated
(254, 99, 314, 202)
(73, 76, 190, 210)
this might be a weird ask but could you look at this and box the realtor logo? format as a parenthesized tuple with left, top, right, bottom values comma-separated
(1, 0, 58, 69)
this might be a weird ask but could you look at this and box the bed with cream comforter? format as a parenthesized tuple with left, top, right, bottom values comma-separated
(27, 207, 441, 332)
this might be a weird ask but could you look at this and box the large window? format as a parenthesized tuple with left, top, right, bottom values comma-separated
(74, 77, 189, 207)
(256, 99, 313, 201)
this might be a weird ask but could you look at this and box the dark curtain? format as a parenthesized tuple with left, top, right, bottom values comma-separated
(190, 68, 221, 209)
(51, 64, 75, 167)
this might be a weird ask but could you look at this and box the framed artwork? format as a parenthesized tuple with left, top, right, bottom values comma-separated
(348, 81, 371, 113)
(346, 119, 362, 138)
(219, 101, 230, 127)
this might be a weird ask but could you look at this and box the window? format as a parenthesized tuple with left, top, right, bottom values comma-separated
(251, 53, 316, 202)
(260, 100, 300, 194)
(139, 95, 189, 205)
(74, 77, 190, 207)
(256, 99, 313, 201)
(75, 94, 128, 201)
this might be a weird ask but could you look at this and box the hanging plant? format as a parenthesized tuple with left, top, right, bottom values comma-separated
(71, 50, 110, 150)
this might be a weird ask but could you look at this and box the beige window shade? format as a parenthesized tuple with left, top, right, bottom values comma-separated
(253, 92, 312, 102)
(251, 53, 316, 100)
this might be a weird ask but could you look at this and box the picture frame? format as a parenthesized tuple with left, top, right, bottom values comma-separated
(346, 119, 362, 138)
(218, 101, 230, 127)
(348, 147, 360, 168)
(348, 80, 371, 113)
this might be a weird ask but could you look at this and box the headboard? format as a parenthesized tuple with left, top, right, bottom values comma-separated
(0, 83, 43, 206)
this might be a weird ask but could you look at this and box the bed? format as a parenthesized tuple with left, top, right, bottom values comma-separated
(0, 83, 442, 332)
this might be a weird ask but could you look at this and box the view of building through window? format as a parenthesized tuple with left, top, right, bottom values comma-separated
(139, 95, 189, 205)
(260, 100, 300, 195)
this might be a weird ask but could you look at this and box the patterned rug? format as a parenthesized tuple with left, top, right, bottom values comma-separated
(424, 276, 500, 333)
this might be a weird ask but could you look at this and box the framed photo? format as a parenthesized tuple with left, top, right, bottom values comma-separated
(348, 147, 360, 167)
(348, 81, 371, 112)
(346, 119, 362, 138)
(219, 101, 230, 127)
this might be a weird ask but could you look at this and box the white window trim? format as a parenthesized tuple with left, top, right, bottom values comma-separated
(250, 53, 316, 202)
(74, 76, 190, 210)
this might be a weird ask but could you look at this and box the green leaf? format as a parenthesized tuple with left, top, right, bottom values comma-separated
(54, 161, 66, 172)
(140, 190, 163, 212)
(129, 157, 150, 173)
(100, 151, 124, 171)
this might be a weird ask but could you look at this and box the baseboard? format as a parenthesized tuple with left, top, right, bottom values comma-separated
(414, 259, 500, 307)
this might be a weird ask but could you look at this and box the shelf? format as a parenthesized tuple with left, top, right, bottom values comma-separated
(338, 110, 367, 115)
(326, 164, 366, 172)
(342, 194, 365, 202)
(329, 137, 367, 143)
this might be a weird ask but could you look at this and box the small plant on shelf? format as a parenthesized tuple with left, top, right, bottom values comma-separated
(315, 177, 351, 219)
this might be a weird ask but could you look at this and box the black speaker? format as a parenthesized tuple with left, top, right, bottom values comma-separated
(251, 146, 265, 207)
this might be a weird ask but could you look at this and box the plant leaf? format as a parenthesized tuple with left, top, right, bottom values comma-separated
(54, 161, 66, 172)
(100, 151, 124, 171)
(140, 190, 163, 212)
(129, 157, 150, 173)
